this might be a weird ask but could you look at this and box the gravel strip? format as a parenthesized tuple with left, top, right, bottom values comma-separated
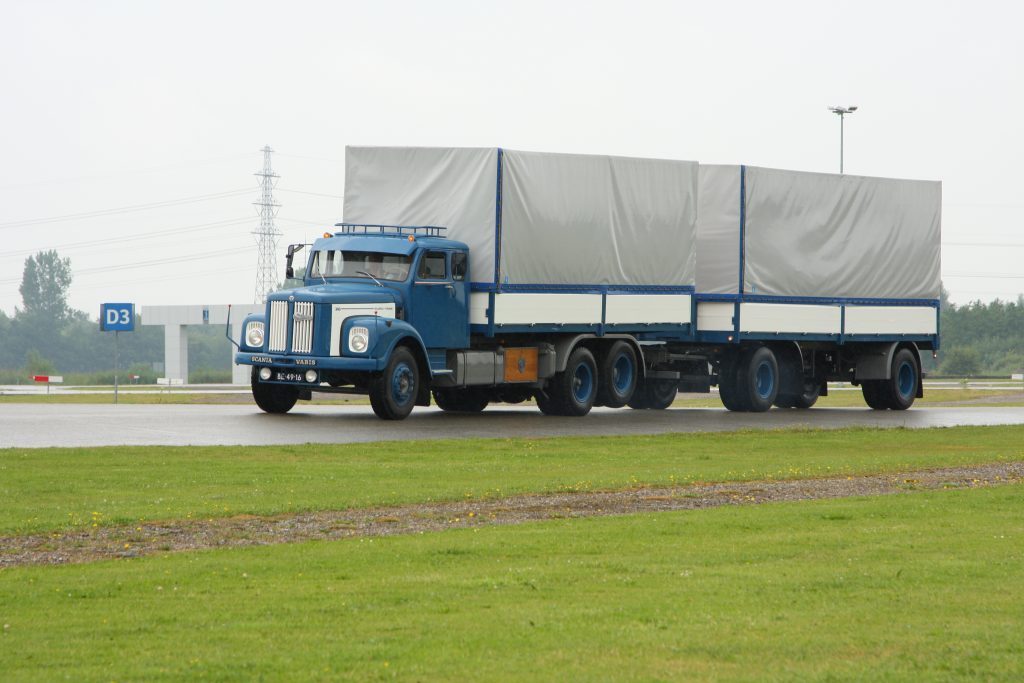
(3, 462, 1022, 568)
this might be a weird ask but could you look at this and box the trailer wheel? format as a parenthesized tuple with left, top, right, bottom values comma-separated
(433, 388, 489, 413)
(543, 346, 598, 416)
(596, 341, 638, 408)
(775, 381, 821, 409)
(861, 381, 889, 410)
(369, 347, 419, 420)
(717, 357, 748, 412)
(734, 345, 778, 412)
(251, 367, 299, 414)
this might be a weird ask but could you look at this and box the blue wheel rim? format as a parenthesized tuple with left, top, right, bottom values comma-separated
(572, 362, 594, 404)
(612, 353, 634, 394)
(755, 360, 775, 399)
(897, 361, 915, 399)
(391, 362, 415, 406)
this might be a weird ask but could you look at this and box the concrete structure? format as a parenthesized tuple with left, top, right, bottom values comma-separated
(142, 304, 262, 384)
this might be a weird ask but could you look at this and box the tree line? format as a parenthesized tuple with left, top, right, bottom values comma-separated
(0, 251, 232, 383)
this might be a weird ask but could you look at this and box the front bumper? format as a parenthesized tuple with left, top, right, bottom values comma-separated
(235, 351, 385, 375)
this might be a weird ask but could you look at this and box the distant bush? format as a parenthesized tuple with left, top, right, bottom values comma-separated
(189, 367, 233, 384)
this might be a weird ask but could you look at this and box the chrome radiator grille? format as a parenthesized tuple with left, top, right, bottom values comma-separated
(291, 301, 315, 354)
(268, 301, 288, 352)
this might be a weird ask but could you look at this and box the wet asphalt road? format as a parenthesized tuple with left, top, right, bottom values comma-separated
(2, 403, 1023, 448)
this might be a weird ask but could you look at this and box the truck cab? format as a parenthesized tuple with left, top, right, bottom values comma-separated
(235, 224, 469, 418)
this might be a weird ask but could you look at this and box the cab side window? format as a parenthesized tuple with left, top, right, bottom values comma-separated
(417, 251, 447, 280)
(451, 252, 467, 281)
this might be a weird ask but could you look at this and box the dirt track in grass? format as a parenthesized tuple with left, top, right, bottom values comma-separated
(3, 461, 1022, 568)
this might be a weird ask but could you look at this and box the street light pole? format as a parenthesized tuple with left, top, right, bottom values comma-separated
(828, 105, 858, 174)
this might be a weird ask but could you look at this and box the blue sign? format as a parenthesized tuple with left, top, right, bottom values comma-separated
(101, 303, 135, 331)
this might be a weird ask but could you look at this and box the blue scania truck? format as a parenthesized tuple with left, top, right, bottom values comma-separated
(234, 147, 941, 420)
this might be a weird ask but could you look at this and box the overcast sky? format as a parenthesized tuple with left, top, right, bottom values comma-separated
(1, 0, 1021, 317)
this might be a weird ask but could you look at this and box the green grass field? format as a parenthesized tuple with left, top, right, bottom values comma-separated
(2, 426, 1022, 535)
(2, 483, 1021, 681)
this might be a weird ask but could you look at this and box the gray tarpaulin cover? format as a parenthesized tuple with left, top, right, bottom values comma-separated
(344, 147, 698, 287)
(695, 164, 742, 294)
(696, 165, 942, 300)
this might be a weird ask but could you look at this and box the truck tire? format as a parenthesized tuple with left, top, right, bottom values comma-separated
(862, 348, 918, 411)
(735, 345, 779, 412)
(775, 381, 821, 409)
(369, 347, 419, 420)
(627, 377, 677, 410)
(251, 368, 299, 414)
(596, 341, 638, 408)
(861, 381, 889, 410)
(716, 357, 749, 412)
(433, 388, 489, 413)
(543, 346, 598, 416)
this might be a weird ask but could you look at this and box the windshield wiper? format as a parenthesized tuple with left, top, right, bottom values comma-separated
(356, 270, 384, 287)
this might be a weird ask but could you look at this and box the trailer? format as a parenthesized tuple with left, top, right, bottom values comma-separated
(234, 147, 941, 419)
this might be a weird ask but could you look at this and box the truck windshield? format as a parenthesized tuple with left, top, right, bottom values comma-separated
(309, 250, 412, 282)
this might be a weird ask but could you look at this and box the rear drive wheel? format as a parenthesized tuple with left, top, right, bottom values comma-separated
(369, 347, 419, 420)
(251, 367, 299, 414)
(543, 347, 598, 416)
(775, 381, 821, 409)
(433, 388, 489, 413)
(596, 341, 638, 408)
(628, 376, 678, 410)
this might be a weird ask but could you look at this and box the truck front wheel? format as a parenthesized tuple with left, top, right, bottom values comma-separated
(369, 347, 420, 420)
(251, 368, 299, 414)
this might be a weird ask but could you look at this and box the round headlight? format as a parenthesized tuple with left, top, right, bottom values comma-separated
(259, 367, 272, 381)
(246, 323, 264, 348)
(348, 326, 369, 353)
(305, 370, 318, 383)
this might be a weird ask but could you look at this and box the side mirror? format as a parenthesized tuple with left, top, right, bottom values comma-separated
(285, 244, 306, 280)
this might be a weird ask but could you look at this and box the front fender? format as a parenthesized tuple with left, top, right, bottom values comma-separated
(342, 316, 433, 376)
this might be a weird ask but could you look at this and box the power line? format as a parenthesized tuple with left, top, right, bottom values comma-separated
(0, 189, 252, 230)
(0, 217, 252, 260)
(0, 152, 257, 191)
(277, 188, 344, 199)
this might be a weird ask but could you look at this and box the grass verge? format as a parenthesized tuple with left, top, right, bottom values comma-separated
(1, 425, 1022, 535)
(1, 484, 1022, 681)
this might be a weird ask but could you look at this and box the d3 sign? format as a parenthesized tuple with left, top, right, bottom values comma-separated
(100, 303, 135, 331)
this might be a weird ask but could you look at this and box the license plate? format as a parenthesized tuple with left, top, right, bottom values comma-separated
(273, 371, 306, 383)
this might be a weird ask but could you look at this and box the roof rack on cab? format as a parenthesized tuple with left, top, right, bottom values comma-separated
(332, 223, 447, 238)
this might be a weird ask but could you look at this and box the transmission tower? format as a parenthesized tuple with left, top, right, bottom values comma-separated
(252, 145, 281, 303)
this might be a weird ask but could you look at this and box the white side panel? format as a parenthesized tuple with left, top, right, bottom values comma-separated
(605, 294, 692, 324)
(844, 306, 937, 335)
(697, 302, 735, 332)
(739, 303, 841, 334)
(329, 303, 396, 357)
(469, 292, 490, 326)
(493, 294, 602, 325)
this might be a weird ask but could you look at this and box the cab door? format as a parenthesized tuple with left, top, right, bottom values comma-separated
(408, 249, 469, 350)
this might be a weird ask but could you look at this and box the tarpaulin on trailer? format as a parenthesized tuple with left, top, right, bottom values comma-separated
(696, 165, 942, 300)
(343, 147, 499, 284)
(343, 146, 698, 288)
(695, 164, 742, 294)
